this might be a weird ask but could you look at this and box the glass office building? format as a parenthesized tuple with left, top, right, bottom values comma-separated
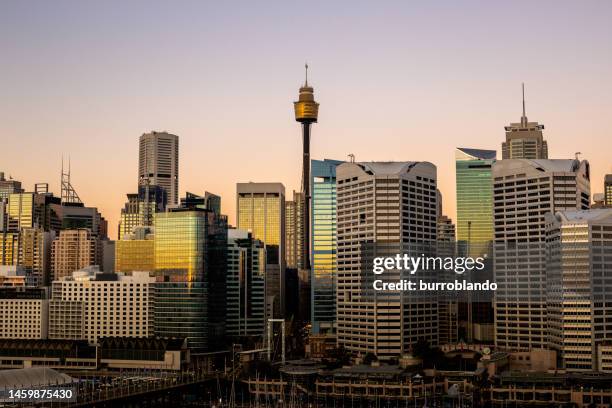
(455, 148, 496, 257)
(154, 207, 227, 352)
(311, 159, 343, 334)
(115, 237, 155, 273)
(236, 183, 285, 318)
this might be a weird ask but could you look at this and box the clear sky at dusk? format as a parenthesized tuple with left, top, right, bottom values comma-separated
(1, 1, 611, 239)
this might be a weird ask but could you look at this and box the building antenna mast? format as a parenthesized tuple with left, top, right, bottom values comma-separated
(61, 156, 83, 204)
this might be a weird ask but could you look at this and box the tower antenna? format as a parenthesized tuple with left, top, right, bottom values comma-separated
(522, 83, 526, 118)
(521, 83, 528, 126)
(61, 156, 83, 204)
(304, 62, 309, 86)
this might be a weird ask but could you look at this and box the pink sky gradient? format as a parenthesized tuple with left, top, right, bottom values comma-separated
(1, 1, 611, 239)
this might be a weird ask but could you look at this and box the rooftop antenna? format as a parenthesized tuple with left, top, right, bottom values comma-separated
(575, 152, 582, 160)
(61, 156, 83, 204)
(304, 62, 309, 87)
(348, 153, 355, 163)
(521, 83, 528, 126)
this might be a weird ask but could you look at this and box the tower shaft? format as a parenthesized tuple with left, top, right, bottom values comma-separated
(302, 122, 311, 271)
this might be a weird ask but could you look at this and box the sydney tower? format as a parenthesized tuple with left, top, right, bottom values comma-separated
(293, 64, 319, 272)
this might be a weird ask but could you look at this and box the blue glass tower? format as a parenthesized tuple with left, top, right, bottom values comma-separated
(311, 159, 343, 334)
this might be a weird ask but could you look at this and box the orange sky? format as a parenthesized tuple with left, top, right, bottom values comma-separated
(1, 1, 611, 239)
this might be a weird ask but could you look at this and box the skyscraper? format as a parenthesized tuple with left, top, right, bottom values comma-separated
(546, 209, 612, 371)
(237, 182, 285, 318)
(502, 84, 548, 159)
(118, 193, 140, 239)
(118, 185, 167, 239)
(336, 162, 438, 360)
(311, 158, 343, 335)
(226, 228, 266, 338)
(7, 192, 60, 232)
(138, 131, 179, 205)
(455, 148, 496, 257)
(285, 190, 304, 270)
(605, 174, 612, 207)
(455, 147, 496, 343)
(493, 159, 590, 351)
(154, 202, 228, 351)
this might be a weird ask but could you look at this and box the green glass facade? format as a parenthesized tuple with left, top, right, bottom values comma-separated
(455, 148, 496, 257)
(311, 159, 343, 334)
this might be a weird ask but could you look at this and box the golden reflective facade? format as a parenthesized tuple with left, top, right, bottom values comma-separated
(237, 192, 283, 248)
(115, 239, 155, 273)
(154, 211, 208, 282)
(0, 228, 50, 286)
(0, 233, 19, 265)
(8, 193, 36, 230)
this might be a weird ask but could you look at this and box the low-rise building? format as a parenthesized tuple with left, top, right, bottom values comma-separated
(49, 267, 155, 344)
(0, 286, 48, 339)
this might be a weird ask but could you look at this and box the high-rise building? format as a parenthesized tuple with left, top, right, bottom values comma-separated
(154, 199, 228, 351)
(0, 172, 23, 201)
(311, 159, 343, 335)
(437, 214, 458, 345)
(138, 131, 179, 205)
(0, 201, 6, 232)
(336, 162, 438, 360)
(455, 148, 496, 257)
(605, 174, 612, 207)
(493, 159, 590, 351)
(53, 202, 108, 238)
(49, 267, 154, 344)
(118, 185, 167, 239)
(237, 182, 285, 318)
(115, 227, 155, 273)
(51, 229, 100, 281)
(0, 287, 48, 339)
(285, 191, 304, 270)
(0, 228, 54, 287)
(118, 193, 139, 239)
(7, 192, 61, 232)
(502, 84, 548, 159)
(226, 229, 266, 338)
(455, 147, 496, 343)
(1, 186, 107, 284)
(546, 209, 612, 372)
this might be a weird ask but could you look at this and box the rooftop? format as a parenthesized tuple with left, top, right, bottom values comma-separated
(555, 208, 612, 223)
(0, 368, 75, 389)
(456, 147, 497, 161)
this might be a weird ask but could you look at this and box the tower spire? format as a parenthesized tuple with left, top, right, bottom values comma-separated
(521, 82, 527, 126)
(304, 62, 309, 87)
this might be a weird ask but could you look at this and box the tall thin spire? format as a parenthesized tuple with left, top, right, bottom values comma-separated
(304, 62, 309, 87)
(521, 82, 527, 125)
